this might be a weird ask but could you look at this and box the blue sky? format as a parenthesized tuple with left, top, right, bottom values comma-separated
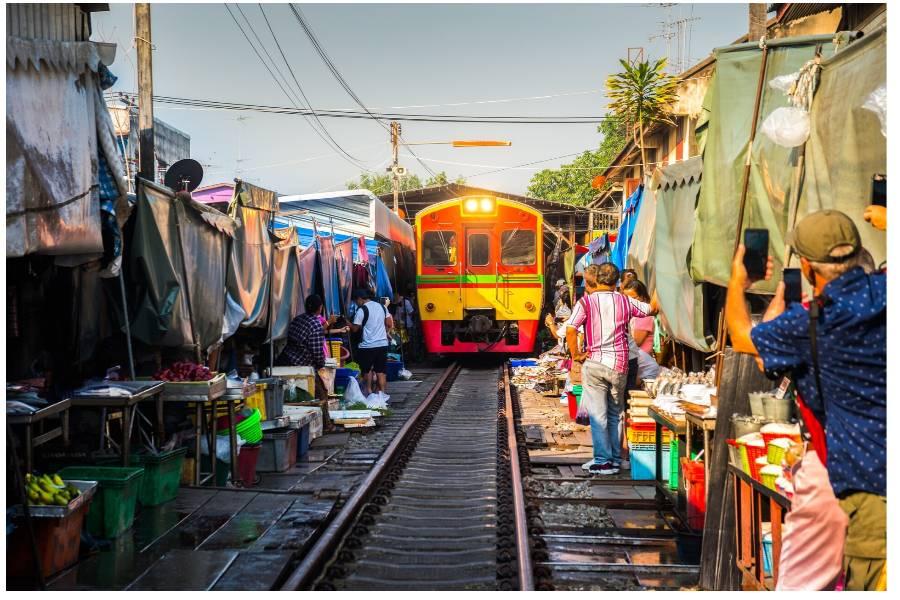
(93, 2, 748, 196)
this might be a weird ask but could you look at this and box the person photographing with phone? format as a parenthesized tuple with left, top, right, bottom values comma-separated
(725, 210, 886, 591)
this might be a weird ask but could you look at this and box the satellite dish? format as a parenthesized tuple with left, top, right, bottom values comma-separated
(164, 159, 204, 192)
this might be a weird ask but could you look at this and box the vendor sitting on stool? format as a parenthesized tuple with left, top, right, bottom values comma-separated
(276, 294, 335, 432)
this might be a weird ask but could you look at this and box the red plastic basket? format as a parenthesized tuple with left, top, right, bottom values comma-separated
(761, 432, 802, 447)
(745, 443, 768, 479)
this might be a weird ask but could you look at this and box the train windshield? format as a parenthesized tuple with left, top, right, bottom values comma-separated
(501, 230, 536, 265)
(422, 231, 457, 266)
(467, 233, 490, 266)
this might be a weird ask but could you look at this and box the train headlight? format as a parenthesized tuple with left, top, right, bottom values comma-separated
(480, 198, 494, 212)
(464, 199, 479, 213)
(425, 302, 436, 312)
(524, 301, 536, 312)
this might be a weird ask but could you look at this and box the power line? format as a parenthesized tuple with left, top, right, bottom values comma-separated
(107, 92, 613, 123)
(223, 4, 374, 172)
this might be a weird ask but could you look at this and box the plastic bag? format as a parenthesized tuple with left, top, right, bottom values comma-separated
(366, 391, 390, 409)
(398, 369, 412, 380)
(768, 71, 800, 94)
(201, 433, 245, 462)
(344, 376, 367, 405)
(575, 400, 590, 426)
(761, 106, 810, 148)
(862, 84, 886, 138)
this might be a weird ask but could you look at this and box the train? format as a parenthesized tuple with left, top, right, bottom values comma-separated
(415, 195, 544, 354)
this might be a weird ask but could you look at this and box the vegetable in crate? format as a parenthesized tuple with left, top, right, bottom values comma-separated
(154, 361, 214, 382)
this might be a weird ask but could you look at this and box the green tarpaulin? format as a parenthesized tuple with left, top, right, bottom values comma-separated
(651, 157, 713, 352)
(129, 180, 233, 351)
(799, 27, 886, 267)
(691, 34, 838, 293)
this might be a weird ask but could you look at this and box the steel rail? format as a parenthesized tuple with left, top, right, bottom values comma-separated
(280, 362, 461, 590)
(503, 365, 535, 591)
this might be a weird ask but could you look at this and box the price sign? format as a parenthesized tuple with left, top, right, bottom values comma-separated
(775, 376, 792, 399)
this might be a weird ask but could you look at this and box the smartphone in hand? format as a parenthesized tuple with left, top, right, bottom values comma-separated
(872, 174, 886, 207)
(743, 228, 769, 280)
(783, 268, 802, 304)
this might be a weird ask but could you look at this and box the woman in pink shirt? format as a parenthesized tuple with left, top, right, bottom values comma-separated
(624, 280, 655, 354)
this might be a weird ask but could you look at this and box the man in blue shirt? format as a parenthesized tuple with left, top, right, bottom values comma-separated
(725, 210, 886, 591)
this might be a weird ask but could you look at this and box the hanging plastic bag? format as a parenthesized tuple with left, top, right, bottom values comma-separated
(398, 369, 412, 380)
(201, 433, 245, 463)
(575, 399, 591, 426)
(862, 84, 886, 138)
(344, 376, 367, 405)
(768, 71, 800, 94)
(761, 106, 810, 148)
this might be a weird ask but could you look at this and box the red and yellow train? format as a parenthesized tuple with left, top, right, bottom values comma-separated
(415, 196, 543, 354)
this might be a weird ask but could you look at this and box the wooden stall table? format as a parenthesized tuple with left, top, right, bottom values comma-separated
(684, 409, 717, 485)
(157, 374, 236, 486)
(729, 464, 791, 590)
(70, 382, 166, 466)
(648, 405, 689, 525)
(7, 399, 71, 473)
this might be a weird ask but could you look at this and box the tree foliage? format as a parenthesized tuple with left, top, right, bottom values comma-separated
(346, 170, 465, 196)
(527, 115, 627, 206)
(605, 58, 679, 176)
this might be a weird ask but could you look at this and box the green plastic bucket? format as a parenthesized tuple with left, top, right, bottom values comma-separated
(130, 447, 187, 506)
(57, 466, 144, 538)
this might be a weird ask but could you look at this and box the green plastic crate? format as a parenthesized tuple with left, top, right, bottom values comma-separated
(669, 438, 682, 490)
(57, 466, 144, 539)
(130, 447, 187, 506)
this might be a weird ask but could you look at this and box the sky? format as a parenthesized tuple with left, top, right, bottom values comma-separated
(92, 2, 749, 197)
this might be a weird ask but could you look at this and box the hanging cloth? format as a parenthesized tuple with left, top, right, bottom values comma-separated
(610, 185, 644, 270)
(357, 236, 369, 264)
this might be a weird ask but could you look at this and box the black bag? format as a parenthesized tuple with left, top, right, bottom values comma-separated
(350, 304, 369, 350)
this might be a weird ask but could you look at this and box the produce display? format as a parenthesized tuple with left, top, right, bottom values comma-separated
(26, 473, 81, 506)
(154, 361, 214, 382)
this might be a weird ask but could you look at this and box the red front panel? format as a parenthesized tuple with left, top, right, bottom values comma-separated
(422, 320, 539, 354)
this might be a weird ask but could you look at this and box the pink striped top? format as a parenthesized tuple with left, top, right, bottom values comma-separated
(568, 291, 651, 374)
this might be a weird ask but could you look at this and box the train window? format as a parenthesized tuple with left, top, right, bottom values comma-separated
(422, 231, 457, 266)
(467, 234, 490, 266)
(501, 230, 536, 265)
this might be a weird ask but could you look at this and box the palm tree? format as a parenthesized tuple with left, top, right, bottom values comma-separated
(605, 58, 680, 179)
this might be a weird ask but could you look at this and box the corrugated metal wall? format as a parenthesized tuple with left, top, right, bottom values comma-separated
(6, 4, 91, 42)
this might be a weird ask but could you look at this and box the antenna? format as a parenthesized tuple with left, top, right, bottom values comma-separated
(650, 13, 701, 73)
(627, 47, 645, 65)
(235, 115, 251, 177)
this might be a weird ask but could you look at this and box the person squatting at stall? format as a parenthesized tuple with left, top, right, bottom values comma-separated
(567, 264, 659, 475)
(725, 210, 886, 591)
(276, 294, 335, 432)
(350, 289, 394, 396)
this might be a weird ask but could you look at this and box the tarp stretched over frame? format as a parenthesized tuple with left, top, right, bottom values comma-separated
(335, 238, 354, 316)
(798, 27, 886, 267)
(691, 34, 838, 293)
(268, 227, 303, 342)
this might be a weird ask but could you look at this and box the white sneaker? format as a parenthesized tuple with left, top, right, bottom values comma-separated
(582, 460, 596, 470)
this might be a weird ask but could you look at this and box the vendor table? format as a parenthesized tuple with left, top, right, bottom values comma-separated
(648, 406, 689, 526)
(7, 399, 71, 473)
(70, 382, 166, 466)
(729, 464, 791, 590)
(165, 376, 236, 487)
(684, 410, 717, 486)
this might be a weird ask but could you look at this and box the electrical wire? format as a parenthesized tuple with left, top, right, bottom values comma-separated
(224, 4, 375, 172)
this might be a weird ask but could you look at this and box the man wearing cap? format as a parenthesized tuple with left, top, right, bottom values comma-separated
(725, 210, 886, 591)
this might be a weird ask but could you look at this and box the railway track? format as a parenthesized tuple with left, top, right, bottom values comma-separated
(280, 362, 533, 591)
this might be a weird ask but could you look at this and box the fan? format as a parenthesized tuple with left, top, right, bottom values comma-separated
(164, 159, 204, 192)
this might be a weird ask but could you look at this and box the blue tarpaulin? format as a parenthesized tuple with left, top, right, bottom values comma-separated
(375, 255, 393, 300)
(274, 220, 379, 260)
(610, 185, 644, 271)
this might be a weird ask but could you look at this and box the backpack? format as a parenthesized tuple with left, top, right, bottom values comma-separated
(351, 302, 388, 349)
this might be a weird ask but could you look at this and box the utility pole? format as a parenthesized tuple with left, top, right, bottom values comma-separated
(390, 121, 401, 213)
(748, 3, 768, 42)
(135, 3, 155, 181)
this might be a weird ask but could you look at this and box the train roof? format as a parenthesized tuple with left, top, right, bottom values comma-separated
(415, 195, 544, 222)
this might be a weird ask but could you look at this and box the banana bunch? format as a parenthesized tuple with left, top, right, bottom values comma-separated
(25, 473, 80, 507)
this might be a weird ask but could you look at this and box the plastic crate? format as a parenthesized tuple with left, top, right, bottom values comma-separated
(670, 438, 682, 490)
(130, 447, 187, 506)
(627, 423, 673, 445)
(386, 360, 403, 382)
(681, 458, 706, 530)
(57, 466, 144, 539)
(244, 385, 268, 421)
(762, 532, 773, 576)
(7, 496, 93, 579)
(257, 427, 298, 473)
(629, 443, 671, 481)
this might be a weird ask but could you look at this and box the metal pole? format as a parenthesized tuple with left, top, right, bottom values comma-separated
(391, 121, 400, 214)
(118, 269, 137, 380)
(267, 208, 276, 373)
(135, 3, 155, 181)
